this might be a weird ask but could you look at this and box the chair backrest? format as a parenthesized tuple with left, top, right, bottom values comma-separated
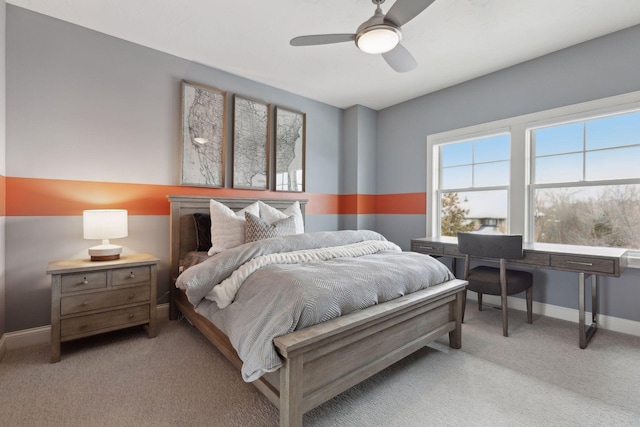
(457, 232, 524, 260)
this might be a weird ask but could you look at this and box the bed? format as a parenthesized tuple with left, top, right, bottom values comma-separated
(168, 195, 467, 427)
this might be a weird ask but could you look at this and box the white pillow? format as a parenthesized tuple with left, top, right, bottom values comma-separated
(208, 200, 260, 255)
(258, 200, 304, 234)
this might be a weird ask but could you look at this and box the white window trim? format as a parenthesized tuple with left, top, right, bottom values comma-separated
(426, 90, 640, 268)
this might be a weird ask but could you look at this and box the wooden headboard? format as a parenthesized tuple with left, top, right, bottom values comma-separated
(167, 195, 308, 282)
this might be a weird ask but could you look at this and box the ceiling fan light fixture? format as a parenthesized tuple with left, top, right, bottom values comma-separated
(356, 25, 401, 54)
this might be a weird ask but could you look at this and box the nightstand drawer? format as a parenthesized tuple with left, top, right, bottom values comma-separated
(61, 271, 107, 293)
(112, 266, 150, 286)
(550, 255, 615, 274)
(61, 285, 150, 315)
(61, 304, 150, 338)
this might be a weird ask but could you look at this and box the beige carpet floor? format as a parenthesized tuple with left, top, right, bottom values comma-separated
(1, 302, 639, 426)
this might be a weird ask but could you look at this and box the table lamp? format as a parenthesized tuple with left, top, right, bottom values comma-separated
(83, 209, 128, 261)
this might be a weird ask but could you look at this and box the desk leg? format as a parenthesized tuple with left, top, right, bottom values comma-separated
(578, 273, 598, 349)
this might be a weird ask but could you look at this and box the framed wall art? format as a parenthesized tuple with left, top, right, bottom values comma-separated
(180, 80, 227, 187)
(274, 106, 306, 192)
(232, 95, 270, 190)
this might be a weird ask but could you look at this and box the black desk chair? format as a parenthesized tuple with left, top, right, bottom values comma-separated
(457, 232, 533, 337)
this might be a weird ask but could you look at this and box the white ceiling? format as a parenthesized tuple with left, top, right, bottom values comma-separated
(8, 0, 640, 110)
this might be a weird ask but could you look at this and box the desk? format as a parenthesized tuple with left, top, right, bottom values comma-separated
(411, 236, 628, 348)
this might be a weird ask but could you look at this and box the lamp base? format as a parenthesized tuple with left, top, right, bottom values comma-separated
(90, 254, 121, 262)
(88, 244, 122, 262)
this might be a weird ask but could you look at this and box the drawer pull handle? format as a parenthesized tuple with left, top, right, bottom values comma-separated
(128, 314, 134, 319)
(82, 278, 88, 285)
(80, 324, 87, 329)
(128, 294, 134, 299)
(422, 246, 434, 250)
(567, 261, 593, 266)
(129, 272, 135, 279)
(82, 301, 88, 306)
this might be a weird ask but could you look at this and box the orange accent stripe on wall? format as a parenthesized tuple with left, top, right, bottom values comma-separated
(6, 177, 339, 216)
(6, 177, 427, 216)
(0, 175, 6, 216)
(339, 194, 375, 215)
(339, 193, 425, 215)
(376, 193, 426, 215)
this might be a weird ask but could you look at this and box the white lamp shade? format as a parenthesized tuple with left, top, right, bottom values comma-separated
(83, 209, 128, 240)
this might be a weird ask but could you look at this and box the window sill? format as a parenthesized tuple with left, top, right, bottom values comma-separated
(626, 253, 640, 269)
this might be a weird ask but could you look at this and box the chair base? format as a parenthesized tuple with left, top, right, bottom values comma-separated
(462, 288, 533, 337)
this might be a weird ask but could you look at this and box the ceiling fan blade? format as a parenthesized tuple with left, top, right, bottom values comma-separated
(382, 44, 417, 73)
(290, 34, 356, 47)
(385, 0, 436, 27)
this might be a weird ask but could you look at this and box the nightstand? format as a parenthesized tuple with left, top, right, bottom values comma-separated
(47, 253, 159, 363)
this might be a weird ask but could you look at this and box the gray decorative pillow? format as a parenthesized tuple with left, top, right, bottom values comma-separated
(245, 212, 297, 243)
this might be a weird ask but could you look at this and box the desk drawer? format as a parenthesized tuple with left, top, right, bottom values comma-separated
(411, 241, 444, 255)
(61, 285, 150, 315)
(443, 245, 462, 257)
(61, 304, 149, 338)
(550, 255, 615, 274)
(511, 251, 549, 267)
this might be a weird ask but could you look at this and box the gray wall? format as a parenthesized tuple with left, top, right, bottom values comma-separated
(4, 5, 343, 332)
(3, 4, 640, 332)
(0, 0, 6, 338)
(340, 105, 377, 230)
(376, 24, 640, 321)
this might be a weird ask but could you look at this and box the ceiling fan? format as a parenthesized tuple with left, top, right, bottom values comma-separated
(290, 0, 436, 73)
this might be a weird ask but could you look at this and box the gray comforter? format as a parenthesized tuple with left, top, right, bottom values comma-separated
(176, 230, 454, 381)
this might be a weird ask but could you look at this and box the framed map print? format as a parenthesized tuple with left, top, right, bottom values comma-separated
(232, 95, 270, 190)
(180, 80, 226, 187)
(275, 106, 306, 192)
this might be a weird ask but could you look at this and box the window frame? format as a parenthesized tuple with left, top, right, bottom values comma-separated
(528, 109, 640, 246)
(426, 90, 640, 264)
(433, 129, 512, 236)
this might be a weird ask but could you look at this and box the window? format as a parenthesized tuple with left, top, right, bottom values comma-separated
(427, 90, 640, 257)
(437, 134, 510, 236)
(530, 111, 640, 249)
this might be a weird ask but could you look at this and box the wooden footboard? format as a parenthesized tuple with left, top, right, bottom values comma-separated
(274, 278, 465, 426)
(174, 279, 466, 427)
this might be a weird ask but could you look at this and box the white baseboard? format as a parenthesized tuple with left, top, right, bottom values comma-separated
(0, 333, 7, 362)
(1, 303, 170, 353)
(157, 302, 170, 319)
(468, 293, 640, 337)
(4, 325, 50, 350)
